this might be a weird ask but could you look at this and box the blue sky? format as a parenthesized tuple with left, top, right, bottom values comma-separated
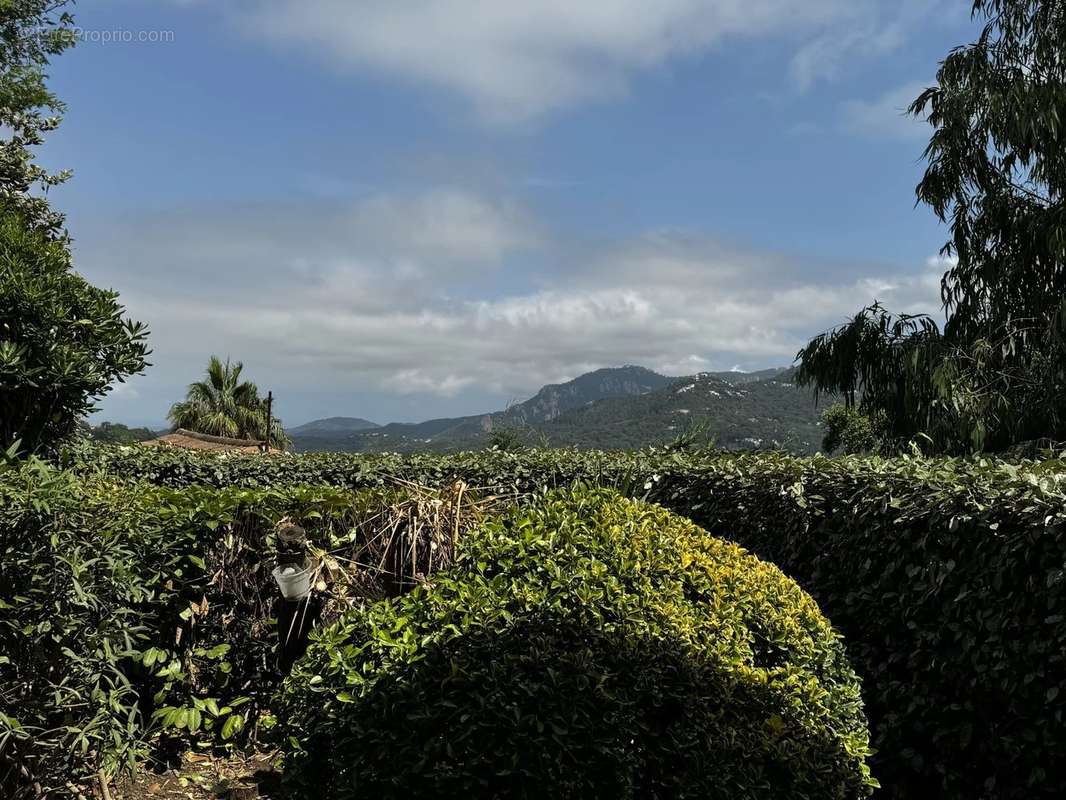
(44, 0, 979, 427)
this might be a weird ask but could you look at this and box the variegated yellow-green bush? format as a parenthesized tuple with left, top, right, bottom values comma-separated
(277, 487, 876, 799)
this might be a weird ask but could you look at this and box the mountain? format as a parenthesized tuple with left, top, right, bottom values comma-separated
(499, 366, 674, 425)
(705, 367, 790, 384)
(287, 416, 380, 452)
(289, 366, 671, 452)
(535, 370, 821, 452)
(289, 417, 379, 435)
(289, 366, 825, 454)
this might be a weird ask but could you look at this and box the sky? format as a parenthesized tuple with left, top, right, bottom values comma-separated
(42, 0, 981, 428)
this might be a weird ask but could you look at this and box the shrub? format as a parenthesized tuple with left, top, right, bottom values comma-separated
(0, 458, 484, 797)
(665, 455, 1066, 800)
(0, 458, 277, 796)
(276, 488, 876, 799)
(81, 445, 1066, 797)
(819, 404, 886, 455)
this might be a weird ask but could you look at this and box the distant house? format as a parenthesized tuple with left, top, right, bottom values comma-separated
(141, 428, 274, 454)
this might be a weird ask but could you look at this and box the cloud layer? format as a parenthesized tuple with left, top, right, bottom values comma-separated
(216, 0, 939, 122)
(77, 188, 942, 417)
(843, 80, 932, 140)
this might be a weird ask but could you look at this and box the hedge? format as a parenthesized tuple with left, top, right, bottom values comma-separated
(0, 458, 483, 797)
(277, 487, 876, 799)
(78, 444, 1066, 798)
(665, 456, 1066, 800)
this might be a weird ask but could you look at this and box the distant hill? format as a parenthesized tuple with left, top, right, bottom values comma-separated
(536, 369, 821, 452)
(83, 421, 158, 445)
(289, 365, 824, 454)
(292, 366, 670, 453)
(705, 367, 790, 384)
(500, 366, 674, 425)
(289, 417, 379, 435)
(287, 416, 380, 452)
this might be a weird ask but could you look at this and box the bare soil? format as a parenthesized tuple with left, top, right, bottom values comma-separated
(105, 751, 281, 800)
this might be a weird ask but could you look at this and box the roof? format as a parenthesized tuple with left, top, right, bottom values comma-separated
(141, 428, 275, 453)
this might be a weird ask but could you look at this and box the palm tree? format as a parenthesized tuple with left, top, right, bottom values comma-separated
(168, 356, 289, 449)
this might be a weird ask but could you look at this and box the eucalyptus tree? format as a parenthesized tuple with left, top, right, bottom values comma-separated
(168, 356, 289, 448)
(798, 0, 1066, 453)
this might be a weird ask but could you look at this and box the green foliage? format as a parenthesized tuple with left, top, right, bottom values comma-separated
(0, 206, 150, 454)
(798, 2, 1066, 454)
(84, 420, 157, 444)
(0, 460, 459, 797)
(819, 403, 885, 455)
(168, 356, 289, 449)
(796, 304, 947, 445)
(666, 415, 717, 453)
(0, 457, 159, 794)
(0, 0, 76, 236)
(79, 443, 1066, 797)
(277, 488, 875, 799)
(486, 422, 540, 451)
(651, 454, 1066, 800)
(0, 1, 149, 458)
(915, 0, 1066, 349)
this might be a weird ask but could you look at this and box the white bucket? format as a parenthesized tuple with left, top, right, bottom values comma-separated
(272, 564, 312, 600)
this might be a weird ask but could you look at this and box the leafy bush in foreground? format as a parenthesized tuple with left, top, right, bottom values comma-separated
(277, 488, 875, 799)
(0, 461, 292, 795)
(0, 459, 482, 797)
(81, 444, 1066, 797)
(659, 456, 1066, 800)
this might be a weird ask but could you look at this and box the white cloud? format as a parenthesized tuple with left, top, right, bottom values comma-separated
(76, 189, 942, 407)
(380, 370, 476, 397)
(926, 253, 957, 271)
(842, 80, 932, 140)
(211, 0, 902, 122)
(790, 25, 899, 90)
(656, 354, 713, 375)
(790, 0, 947, 90)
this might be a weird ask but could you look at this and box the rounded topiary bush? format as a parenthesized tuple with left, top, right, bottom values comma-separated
(276, 487, 875, 799)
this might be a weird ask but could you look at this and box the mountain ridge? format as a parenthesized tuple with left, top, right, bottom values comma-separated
(299, 365, 671, 450)
(288, 416, 380, 435)
(288, 365, 823, 454)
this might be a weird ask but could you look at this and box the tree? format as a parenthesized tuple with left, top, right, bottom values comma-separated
(168, 356, 289, 449)
(0, 206, 150, 453)
(796, 304, 948, 448)
(84, 421, 156, 444)
(0, 1, 149, 456)
(799, 1, 1066, 453)
(0, 1, 77, 237)
(819, 404, 886, 455)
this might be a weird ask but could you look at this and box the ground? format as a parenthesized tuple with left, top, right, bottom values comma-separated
(108, 751, 280, 800)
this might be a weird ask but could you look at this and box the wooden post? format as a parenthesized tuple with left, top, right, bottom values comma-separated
(264, 390, 273, 448)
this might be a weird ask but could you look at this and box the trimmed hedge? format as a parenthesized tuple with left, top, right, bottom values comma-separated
(80, 444, 1066, 798)
(277, 487, 875, 799)
(665, 456, 1066, 800)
